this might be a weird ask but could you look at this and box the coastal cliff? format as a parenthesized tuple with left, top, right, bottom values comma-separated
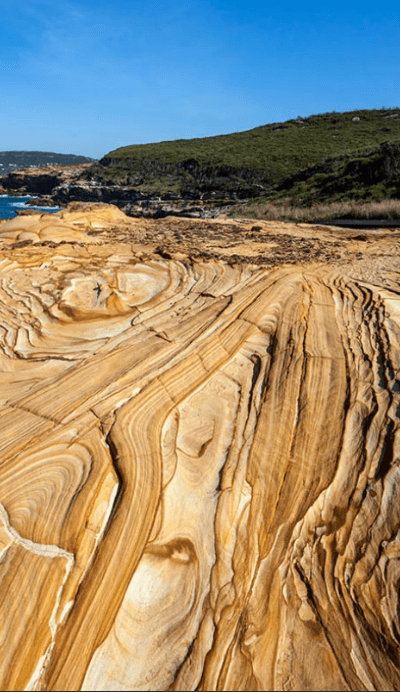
(1, 203, 400, 690)
(0, 162, 231, 217)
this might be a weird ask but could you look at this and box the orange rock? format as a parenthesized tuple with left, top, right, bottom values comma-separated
(0, 207, 400, 690)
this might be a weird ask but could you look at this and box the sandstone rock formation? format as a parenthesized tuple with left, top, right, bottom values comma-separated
(0, 164, 92, 197)
(0, 164, 236, 218)
(1, 204, 400, 690)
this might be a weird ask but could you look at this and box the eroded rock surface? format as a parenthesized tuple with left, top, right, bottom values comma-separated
(1, 204, 400, 690)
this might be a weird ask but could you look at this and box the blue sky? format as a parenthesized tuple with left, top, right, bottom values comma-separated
(1, 0, 399, 158)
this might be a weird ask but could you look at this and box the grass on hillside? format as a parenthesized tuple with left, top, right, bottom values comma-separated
(106, 108, 400, 182)
(228, 198, 400, 223)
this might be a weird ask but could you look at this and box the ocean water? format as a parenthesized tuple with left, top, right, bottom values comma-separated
(0, 195, 61, 219)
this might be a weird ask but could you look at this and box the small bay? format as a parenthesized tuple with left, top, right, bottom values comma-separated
(0, 195, 61, 219)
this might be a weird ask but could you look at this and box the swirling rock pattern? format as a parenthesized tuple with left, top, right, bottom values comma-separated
(1, 205, 400, 690)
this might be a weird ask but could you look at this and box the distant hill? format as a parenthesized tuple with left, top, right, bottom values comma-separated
(0, 151, 96, 175)
(81, 107, 400, 204)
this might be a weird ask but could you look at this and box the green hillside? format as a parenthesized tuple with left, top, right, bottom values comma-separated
(83, 108, 400, 206)
(107, 108, 400, 173)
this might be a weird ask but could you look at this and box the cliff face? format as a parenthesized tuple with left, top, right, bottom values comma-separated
(0, 163, 237, 217)
(1, 205, 400, 690)
(1, 171, 64, 194)
(0, 163, 92, 195)
(98, 155, 273, 195)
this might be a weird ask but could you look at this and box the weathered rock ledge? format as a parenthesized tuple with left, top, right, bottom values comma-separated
(0, 164, 240, 218)
(1, 204, 400, 691)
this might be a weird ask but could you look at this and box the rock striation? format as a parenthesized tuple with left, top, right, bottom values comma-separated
(1, 204, 400, 690)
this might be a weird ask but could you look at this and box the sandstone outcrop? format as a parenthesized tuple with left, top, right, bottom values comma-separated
(0, 164, 92, 196)
(1, 204, 400, 690)
(0, 164, 237, 218)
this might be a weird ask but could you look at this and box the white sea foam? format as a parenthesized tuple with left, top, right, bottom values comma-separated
(11, 201, 60, 211)
(31, 205, 61, 211)
(0, 195, 61, 219)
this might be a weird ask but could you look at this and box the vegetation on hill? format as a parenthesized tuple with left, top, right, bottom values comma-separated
(81, 108, 400, 209)
(106, 108, 400, 172)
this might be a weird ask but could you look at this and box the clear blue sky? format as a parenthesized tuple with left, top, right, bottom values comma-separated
(1, 0, 399, 158)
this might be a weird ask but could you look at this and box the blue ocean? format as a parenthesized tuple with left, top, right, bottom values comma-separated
(0, 195, 61, 219)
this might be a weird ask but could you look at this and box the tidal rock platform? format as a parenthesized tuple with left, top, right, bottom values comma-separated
(1, 204, 400, 690)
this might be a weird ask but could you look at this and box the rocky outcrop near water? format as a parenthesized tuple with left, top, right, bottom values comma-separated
(0, 163, 91, 196)
(0, 163, 235, 218)
(1, 203, 400, 690)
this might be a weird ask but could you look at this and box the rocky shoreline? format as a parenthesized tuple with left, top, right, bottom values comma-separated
(0, 163, 242, 219)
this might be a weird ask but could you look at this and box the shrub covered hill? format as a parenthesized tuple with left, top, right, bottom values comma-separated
(83, 107, 400, 208)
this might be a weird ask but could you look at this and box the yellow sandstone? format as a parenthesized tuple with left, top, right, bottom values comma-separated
(0, 204, 400, 690)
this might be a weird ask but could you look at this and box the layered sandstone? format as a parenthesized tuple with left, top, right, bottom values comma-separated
(1, 204, 400, 691)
